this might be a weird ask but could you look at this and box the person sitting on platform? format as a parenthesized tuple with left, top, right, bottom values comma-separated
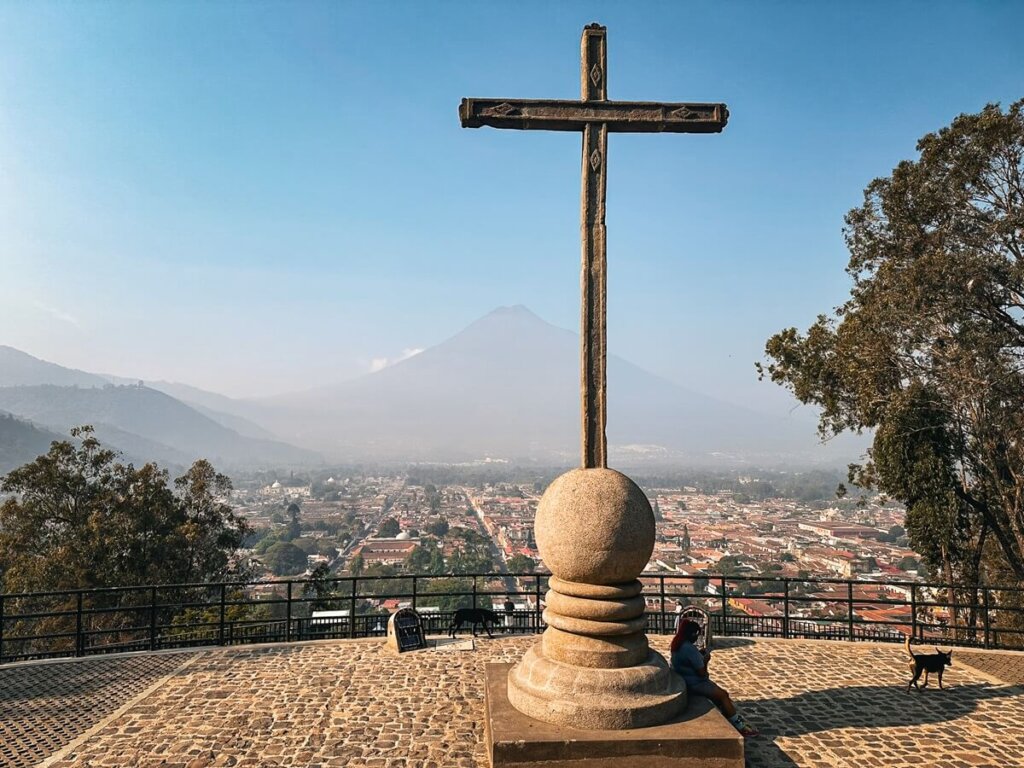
(669, 619, 758, 737)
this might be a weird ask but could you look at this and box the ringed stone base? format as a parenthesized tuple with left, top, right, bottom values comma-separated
(507, 644, 685, 730)
(486, 663, 744, 768)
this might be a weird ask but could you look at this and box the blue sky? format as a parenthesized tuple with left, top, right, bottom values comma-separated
(2, 2, 1022, 410)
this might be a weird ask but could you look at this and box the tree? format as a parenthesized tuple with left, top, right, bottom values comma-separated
(405, 543, 436, 574)
(714, 555, 746, 576)
(348, 553, 365, 577)
(415, 576, 473, 612)
(759, 101, 1024, 588)
(283, 502, 301, 541)
(303, 563, 339, 612)
(428, 546, 446, 574)
(0, 428, 249, 653)
(898, 556, 921, 572)
(262, 542, 308, 576)
(507, 554, 536, 574)
(0, 427, 248, 593)
(378, 517, 400, 538)
(168, 592, 271, 641)
(291, 537, 321, 556)
(426, 519, 449, 538)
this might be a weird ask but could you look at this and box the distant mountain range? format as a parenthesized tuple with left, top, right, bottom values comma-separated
(0, 307, 863, 472)
(0, 411, 64, 474)
(0, 346, 319, 471)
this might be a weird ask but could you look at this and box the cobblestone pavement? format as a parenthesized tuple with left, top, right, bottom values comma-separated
(956, 648, 1024, 686)
(5, 635, 1023, 768)
(0, 652, 193, 768)
(707, 638, 1024, 768)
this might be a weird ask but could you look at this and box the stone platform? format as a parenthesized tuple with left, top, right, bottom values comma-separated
(486, 662, 742, 767)
(3, 635, 1024, 767)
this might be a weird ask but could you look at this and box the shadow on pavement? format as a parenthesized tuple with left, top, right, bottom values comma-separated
(736, 682, 1019, 767)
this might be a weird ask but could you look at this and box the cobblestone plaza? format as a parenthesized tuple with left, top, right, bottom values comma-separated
(3, 635, 1024, 768)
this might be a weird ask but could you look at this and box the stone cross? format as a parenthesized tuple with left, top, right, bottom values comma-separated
(460, 23, 728, 468)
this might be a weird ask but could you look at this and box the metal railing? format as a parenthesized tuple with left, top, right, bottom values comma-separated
(1, 572, 1022, 664)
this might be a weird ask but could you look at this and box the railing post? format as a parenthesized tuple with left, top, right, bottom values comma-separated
(412, 576, 418, 611)
(847, 581, 855, 641)
(0, 593, 5, 664)
(535, 575, 543, 633)
(75, 592, 84, 657)
(219, 584, 227, 647)
(983, 587, 992, 649)
(720, 576, 727, 636)
(349, 578, 357, 639)
(659, 576, 666, 634)
(910, 585, 918, 641)
(285, 581, 293, 643)
(783, 579, 790, 639)
(149, 586, 158, 651)
(472, 577, 478, 610)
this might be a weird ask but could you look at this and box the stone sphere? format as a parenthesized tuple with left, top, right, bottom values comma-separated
(535, 468, 655, 585)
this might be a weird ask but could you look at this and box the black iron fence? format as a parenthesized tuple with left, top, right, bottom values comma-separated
(1, 572, 1022, 664)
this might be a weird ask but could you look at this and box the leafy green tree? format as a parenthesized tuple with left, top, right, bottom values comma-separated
(292, 537, 321, 556)
(283, 502, 301, 541)
(302, 563, 339, 612)
(262, 542, 308, 576)
(759, 101, 1024, 588)
(426, 519, 449, 537)
(714, 555, 746, 576)
(406, 543, 436, 573)
(348, 553, 365, 577)
(254, 534, 278, 555)
(430, 549, 446, 574)
(507, 554, 536, 573)
(447, 529, 495, 574)
(167, 591, 272, 642)
(378, 517, 400, 538)
(0, 427, 248, 593)
(0, 427, 249, 653)
(417, 576, 473, 612)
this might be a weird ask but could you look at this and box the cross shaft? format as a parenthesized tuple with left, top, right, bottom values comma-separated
(460, 24, 728, 468)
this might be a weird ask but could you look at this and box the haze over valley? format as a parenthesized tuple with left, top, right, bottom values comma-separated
(0, 306, 864, 473)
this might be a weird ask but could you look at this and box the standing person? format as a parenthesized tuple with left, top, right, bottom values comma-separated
(670, 619, 758, 737)
(673, 600, 685, 631)
(503, 595, 516, 634)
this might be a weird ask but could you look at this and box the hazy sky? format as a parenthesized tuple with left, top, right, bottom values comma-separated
(2, 2, 1022, 410)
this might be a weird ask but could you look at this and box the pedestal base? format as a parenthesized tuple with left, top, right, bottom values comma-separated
(486, 663, 744, 768)
(508, 642, 685, 729)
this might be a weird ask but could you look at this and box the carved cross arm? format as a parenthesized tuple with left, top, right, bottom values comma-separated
(459, 98, 728, 134)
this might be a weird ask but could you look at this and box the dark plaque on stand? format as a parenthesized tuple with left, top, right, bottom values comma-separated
(386, 608, 426, 654)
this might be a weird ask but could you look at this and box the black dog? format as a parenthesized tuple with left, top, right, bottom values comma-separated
(905, 634, 953, 692)
(449, 608, 500, 638)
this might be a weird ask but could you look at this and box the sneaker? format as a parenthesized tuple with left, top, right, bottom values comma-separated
(730, 716, 759, 737)
(736, 722, 759, 738)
